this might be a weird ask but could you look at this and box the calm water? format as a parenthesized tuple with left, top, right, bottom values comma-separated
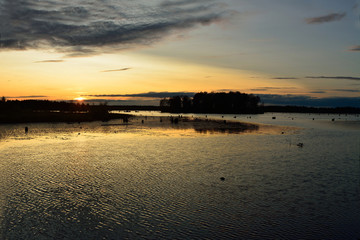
(0, 113, 360, 239)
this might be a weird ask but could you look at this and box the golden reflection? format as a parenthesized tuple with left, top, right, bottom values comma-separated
(122, 117, 261, 136)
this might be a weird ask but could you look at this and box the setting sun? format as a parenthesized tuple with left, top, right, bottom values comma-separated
(74, 97, 85, 101)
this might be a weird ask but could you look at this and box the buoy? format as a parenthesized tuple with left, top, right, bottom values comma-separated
(220, 177, 225, 181)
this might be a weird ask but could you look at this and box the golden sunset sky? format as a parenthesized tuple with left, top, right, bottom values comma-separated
(1, 0, 359, 106)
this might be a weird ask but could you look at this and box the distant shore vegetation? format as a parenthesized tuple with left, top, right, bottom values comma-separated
(160, 92, 360, 114)
(160, 92, 263, 114)
(0, 98, 127, 123)
(0, 94, 359, 124)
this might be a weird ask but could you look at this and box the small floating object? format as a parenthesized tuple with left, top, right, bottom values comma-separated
(272, 117, 276, 119)
(141, 120, 144, 123)
(297, 143, 304, 148)
(281, 132, 285, 134)
(331, 118, 335, 122)
(234, 116, 236, 118)
(220, 177, 225, 181)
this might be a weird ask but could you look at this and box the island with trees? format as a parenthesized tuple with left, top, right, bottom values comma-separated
(160, 91, 360, 114)
(160, 91, 263, 114)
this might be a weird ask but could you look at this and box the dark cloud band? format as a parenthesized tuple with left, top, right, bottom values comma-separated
(34, 60, 64, 63)
(348, 45, 360, 51)
(101, 68, 131, 73)
(305, 12, 346, 24)
(306, 76, 360, 81)
(0, 0, 234, 55)
(83, 91, 196, 98)
(258, 94, 360, 107)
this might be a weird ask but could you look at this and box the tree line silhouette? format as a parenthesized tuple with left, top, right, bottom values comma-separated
(160, 91, 262, 114)
(0, 98, 126, 123)
(1, 95, 359, 123)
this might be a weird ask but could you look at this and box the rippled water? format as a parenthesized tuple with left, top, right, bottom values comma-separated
(0, 113, 360, 239)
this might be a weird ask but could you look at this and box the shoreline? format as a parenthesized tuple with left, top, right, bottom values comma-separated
(0, 112, 130, 124)
(0, 114, 298, 138)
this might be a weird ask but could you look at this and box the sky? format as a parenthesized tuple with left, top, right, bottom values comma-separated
(0, 0, 359, 107)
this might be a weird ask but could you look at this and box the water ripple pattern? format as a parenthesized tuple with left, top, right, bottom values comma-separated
(0, 113, 359, 239)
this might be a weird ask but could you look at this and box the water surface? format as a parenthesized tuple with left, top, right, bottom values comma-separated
(0, 113, 359, 239)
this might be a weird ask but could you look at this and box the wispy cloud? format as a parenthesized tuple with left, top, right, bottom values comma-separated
(333, 89, 360, 93)
(101, 68, 132, 73)
(84, 91, 196, 98)
(271, 77, 299, 80)
(34, 60, 64, 63)
(305, 12, 346, 24)
(0, 0, 235, 55)
(6, 95, 48, 99)
(250, 87, 298, 92)
(310, 91, 327, 94)
(348, 45, 360, 51)
(306, 76, 360, 81)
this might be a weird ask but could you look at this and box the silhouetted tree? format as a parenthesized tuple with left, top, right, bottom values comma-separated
(161, 91, 262, 114)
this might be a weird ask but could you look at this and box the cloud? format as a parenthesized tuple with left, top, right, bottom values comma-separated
(250, 87, 298, 92)
(101, 68, 131, 73)
(271, 77, 299, 80)
(0, 0, 234, 55)
(305, 12, 346, 24)
(6, 95, 48, 99)
(333, 89, 360, 93)
(310, 91, 327, 94)
(258, 94, 360, 107)
(348, 45, 360, 51)
(34, 60, 64, 63)
(306, 76, 360, 81)
(83, 99, 159, 106)
(84, 91, 196, 98)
